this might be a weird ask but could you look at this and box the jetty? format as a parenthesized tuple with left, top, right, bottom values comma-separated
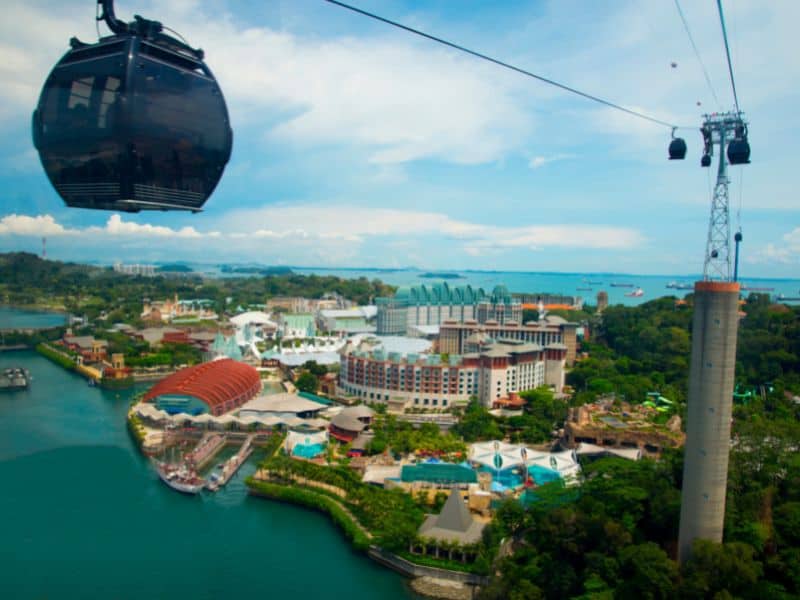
(207, 434, 255, 491)
(185, 433, 226, 470)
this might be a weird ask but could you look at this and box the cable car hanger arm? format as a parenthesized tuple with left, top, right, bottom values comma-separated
(96, 0, 204, 59)
(97, 0, 130, 35)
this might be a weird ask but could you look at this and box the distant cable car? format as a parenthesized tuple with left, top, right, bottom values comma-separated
(668, 130, 687, 160)
(727, 124, 751, 165)
(727, 138, 751, 165)
(701, 154, 711, 167)
(31, 0, 232, 212)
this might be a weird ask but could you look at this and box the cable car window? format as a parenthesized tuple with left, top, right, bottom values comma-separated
(98, 77, 121, 128)
(42, 57, 124, 140)
(67, 77, 94, 110)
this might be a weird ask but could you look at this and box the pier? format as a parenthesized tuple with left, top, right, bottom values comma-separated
(185, 434, 226, 470)
(207, 434, 255, 491)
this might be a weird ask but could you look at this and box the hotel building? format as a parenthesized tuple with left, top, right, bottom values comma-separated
(375, 284, 522, 335)
(337, 338, 566, 410)
(438, 315, 579, 365)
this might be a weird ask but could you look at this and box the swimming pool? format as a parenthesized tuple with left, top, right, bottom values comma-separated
(292, 443, 325, 459)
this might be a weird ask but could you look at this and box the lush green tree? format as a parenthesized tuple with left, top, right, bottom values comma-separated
(452, 399, 502, 441)
(295, 371, 319, 393)
(302, 360, 328, 377)
(615, 542, 677, 600)
(679, 540, 763, 599)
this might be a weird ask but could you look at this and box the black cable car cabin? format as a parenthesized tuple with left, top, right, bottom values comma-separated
(32, 6, 232, 213)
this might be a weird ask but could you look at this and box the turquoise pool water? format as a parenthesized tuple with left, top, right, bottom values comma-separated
(293, 443, 325, 458)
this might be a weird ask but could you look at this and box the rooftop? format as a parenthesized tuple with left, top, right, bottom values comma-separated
(417, 489, 485, 544)
(239, 392, 327, 415)
(143, 359, 260, 412)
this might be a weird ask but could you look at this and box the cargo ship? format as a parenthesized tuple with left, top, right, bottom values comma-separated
(152, 459, 205, 495)
(1, 367, 30, 391)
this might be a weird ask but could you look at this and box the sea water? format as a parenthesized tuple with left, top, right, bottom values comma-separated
(0, 351, 418, 599)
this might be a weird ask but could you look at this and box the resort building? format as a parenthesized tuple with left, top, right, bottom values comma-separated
(317, 307, 377, 335)
(265, 296, 311, 314)
(210, 333, 243, 361)
(62, 335, 108, 362)
(141, 295, 217, 323)
(113, 262, 155, 277)
(328, 405, 375, 442)
(143, 358, 261, 416)
(337, 337, 566, 409)
(375, 284, 520, 335)
(239, 393, 327, 420)
(438, 315, 579, 365)
(277, 313, 317, 338)
(515, 292, 584, 312)
(266, 294, 351, 315)
(229, 311, 278, 339)
(475, 285, 522, 324)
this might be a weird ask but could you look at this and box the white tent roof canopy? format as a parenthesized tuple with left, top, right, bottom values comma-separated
(469, 441, 582, 481)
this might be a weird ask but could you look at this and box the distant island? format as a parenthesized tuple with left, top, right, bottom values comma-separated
(418, 272, 464, 280)
(156, 264, 193, 273)
(220, 265, 294, 275)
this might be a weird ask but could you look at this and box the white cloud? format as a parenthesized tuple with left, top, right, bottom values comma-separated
(208, 24, 534, 165)
(529, 153, 575, 169)
(0, 213, 77, 236)
(749, 227, 800, 265)
(1, 207, 644, 255)
(87, 215, 203, 238)
(218, 203, 643, 250)
(0, 214, 207, 240)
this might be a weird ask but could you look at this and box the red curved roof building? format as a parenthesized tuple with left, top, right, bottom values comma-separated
(143, 358, 261, 416)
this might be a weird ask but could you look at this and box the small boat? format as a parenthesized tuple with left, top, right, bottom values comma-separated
(1, 367, 30, 391)
(576, 287, 593, 292)
(153, 460, 205, 495)
(625, 288, 644, 298)
(610, 282, 635, 288)
(741, 285, 774, 292)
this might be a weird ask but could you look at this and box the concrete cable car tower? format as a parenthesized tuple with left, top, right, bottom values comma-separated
(676, 110, 750, 563)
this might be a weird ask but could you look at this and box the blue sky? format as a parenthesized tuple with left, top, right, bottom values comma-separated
(0, 0, 798, 276)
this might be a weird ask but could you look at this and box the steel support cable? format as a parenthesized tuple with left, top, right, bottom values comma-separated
(716, 0, 740, 112)
(325, 0, 687, 130)
(674, 0, 722, 110)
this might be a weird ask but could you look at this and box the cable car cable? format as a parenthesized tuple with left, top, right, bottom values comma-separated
(716, 0, 740, 112)
(673, 0, 722, 110)
(324, 0, 687, 130)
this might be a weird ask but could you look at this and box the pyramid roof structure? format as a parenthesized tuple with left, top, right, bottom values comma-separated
(417, 489, 485, 544)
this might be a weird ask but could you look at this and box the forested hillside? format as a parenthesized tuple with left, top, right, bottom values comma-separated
(0, 252, 394, 322)
(482, 294, 800, 599)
